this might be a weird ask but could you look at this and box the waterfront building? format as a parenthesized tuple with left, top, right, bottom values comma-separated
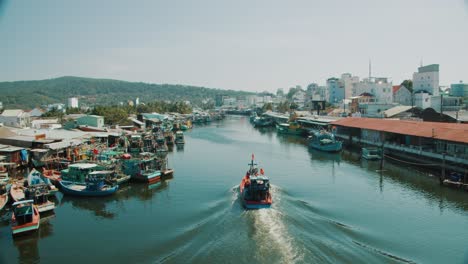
(393, 85, 412, 106)
(412, 64, 442, 110)
(332, 117, 468, 171)
(352, 77, 393, 104)
(68, 97, 79, 108)
(0, 109, 31, 128)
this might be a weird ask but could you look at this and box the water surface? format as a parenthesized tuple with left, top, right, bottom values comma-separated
(1, 116, 468, 263)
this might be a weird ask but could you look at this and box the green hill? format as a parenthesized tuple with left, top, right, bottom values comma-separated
(0, 76, 254, 109)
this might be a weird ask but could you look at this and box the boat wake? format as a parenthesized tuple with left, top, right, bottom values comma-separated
(244, 185, 303, 263)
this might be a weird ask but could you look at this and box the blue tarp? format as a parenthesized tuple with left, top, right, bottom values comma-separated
(20, 149, 28, 162)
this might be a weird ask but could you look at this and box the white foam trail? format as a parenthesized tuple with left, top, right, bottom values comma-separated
(231, 185, 239, 205)
(250, 185, 302, 263)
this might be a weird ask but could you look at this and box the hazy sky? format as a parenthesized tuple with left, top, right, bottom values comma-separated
(1, 0, 467, 92)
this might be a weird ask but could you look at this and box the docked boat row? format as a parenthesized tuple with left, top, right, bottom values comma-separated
(0, 109, 227, 237)
(250, 111, 343, 153)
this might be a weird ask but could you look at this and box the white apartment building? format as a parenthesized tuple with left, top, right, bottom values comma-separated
(352, 77, 393, 104)
(413, 64, 439, 96)
(68, 97, 79, 108)
(340, 73, 360, 99)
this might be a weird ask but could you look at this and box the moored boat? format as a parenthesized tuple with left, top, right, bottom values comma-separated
(253, 117, 274, 128)
(59, 177, 118, 197)
(239, 154, 272, 209)
(0, 183, 9, 211)
(362, 147, 381, 160)
(275, 121, 305, 136)
(24, 185, 55, 213)
(42, 168, 62, 185)
(308, 130, 342, 152)
(175, 131, 185, 144)
(122, 153, 162, 184)
(11, 200, 40, 236)
(27, 169, 58, 196)
(10, 182, 25, 203)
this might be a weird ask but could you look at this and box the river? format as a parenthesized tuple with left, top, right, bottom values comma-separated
(1, 116, 468, 263)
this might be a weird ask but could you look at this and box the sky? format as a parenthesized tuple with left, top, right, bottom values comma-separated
(0, 0, 467, 92)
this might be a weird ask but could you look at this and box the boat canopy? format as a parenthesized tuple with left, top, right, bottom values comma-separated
(12, 200, 34, 206)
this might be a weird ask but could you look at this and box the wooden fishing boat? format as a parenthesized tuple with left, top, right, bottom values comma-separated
(174, 131, 185, 145)
(122, 153, 162, 184)
(276, 122, 305, 136)
(0, 184, 9, 211)
(253, 117, 274, 128)
(24, 185, 55, 213)
(27, 169, 58, 196)
(239, 154, 272, 209)
(11, 200, 40, 236)
(10, 182, 25, 203)
(42, 168, 62, 185)
(59, 178, 118, 197)
(308, 130, 342, 152)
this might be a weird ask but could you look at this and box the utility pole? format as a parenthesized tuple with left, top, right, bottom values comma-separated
(440, 94, 443, 119)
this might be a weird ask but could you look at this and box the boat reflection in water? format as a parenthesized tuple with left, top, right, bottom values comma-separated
(13, 213, 54, 264)
(307, 148, 342, 164)
(58, 179, 171, 218)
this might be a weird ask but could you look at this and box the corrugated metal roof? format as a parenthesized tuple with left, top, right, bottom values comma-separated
(1, 109, 24, 117)
(332, 117, 468, 144)
(0, 146, 25, 152)
(44, 139, 82, 150)
(382, 106, 414, 118)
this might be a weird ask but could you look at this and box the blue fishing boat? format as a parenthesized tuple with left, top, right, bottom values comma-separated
(59, 175, 118, 197)
(239, 154, 272, 209)
(27, 169, 58, 196)
(308, 130, 342, 152)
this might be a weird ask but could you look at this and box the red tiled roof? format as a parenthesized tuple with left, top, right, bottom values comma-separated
(331, 117, 468, 144)
(392, 85, 401, 93)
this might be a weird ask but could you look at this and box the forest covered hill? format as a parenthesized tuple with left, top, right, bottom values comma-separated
(0, 76, 254, 109)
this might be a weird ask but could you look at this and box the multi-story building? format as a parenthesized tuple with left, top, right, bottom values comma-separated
(450, 81, 468, 106)
(352, 77, 393, 104)
(292, 90, 306, 108)
(68, 97, 79, 108)
(413, 64, 439, 96)
(327, 77, 344, 104)
(340, 73, 360, 99)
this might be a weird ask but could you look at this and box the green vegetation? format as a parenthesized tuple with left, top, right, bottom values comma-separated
(0, 76, 254, 109)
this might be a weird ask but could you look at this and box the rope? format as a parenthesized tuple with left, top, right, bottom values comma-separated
(383, 154, 440, 167)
